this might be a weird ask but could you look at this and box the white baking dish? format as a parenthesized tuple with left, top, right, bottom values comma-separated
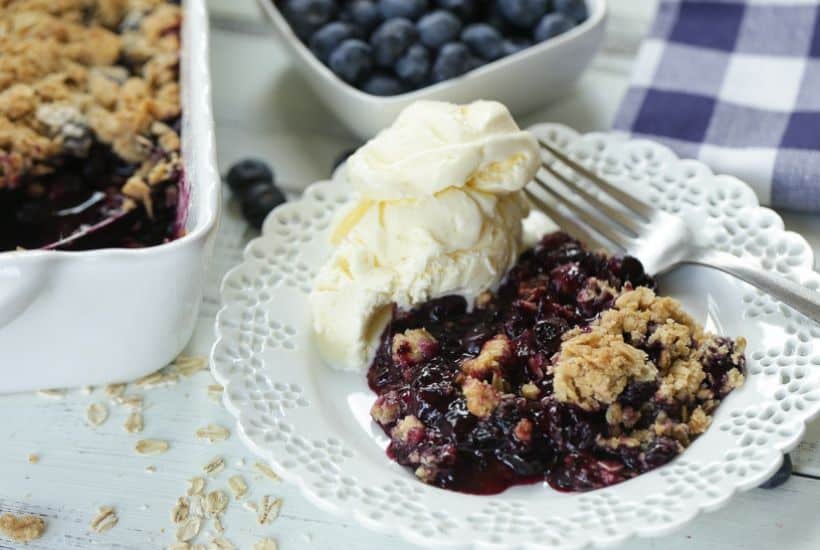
(0, 0, 221, 394)
(257, 0, 607, 138)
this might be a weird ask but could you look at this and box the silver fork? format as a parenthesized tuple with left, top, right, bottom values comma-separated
(526, 140, 820, 321)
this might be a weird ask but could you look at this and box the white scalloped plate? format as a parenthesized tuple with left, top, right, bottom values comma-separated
(211, 124, 820, 549)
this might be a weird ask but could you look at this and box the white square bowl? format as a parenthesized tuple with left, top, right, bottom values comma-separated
(0, 0, 221, 393)
(258, 0, 608, 138)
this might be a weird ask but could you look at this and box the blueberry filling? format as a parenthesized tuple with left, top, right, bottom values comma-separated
(0, 138, 182, 252)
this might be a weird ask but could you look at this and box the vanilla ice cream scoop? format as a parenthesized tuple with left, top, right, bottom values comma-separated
(310, 100, 541, 372)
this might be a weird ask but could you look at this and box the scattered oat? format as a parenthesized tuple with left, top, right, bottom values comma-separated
(171, 355, 208, 377)
(208, 536, 235, 550)
(86, 402, 109, 426)
(0, 513, 46, 542)
(37, 389, 65, 399)
(171, 497, 189, 524)
(82, 385, 94, 395)
(124, 412, 144, 433)
(135, 369, 179, 389)
(213, 516, 224, 534)
(254, 462, 280, 482)
(28, 453, 39, 464)
(104, 383, 126, 398)
(90, 506, 118, 533)
(227, 475, 248, 499)
(135, 439, 169, 455)
(167, 543, 190, 550)
(146, 465, 157, 473)
(257, 496, 282, 525)
(207, 384, 224, 401)
(206, 490, 228, 517)
(203, 456, 225, 476)
(193, 545, 206, 550)
(254, 538, 278, 550)
(242, 501, 258, 513)
(175, 516, 202, 542)
(188, 495, 205, 518)
(196, 424, 230, 443)
(115, 394, 144, 409)
(188, 477, 206, 496)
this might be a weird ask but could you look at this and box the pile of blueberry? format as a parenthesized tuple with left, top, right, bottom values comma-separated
(277, 0, 589, 96)
(225, 159, 287, 229)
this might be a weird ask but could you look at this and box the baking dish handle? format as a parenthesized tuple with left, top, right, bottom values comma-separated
(0, 263, 48, 330)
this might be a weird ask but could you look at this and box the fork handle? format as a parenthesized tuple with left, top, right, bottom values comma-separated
(689, 248, 820, 321)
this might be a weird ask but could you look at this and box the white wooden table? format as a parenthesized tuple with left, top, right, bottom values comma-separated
(2, 1, 820, 548)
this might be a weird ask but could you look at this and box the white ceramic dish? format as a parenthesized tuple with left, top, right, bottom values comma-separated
(0, 0, 221, 394)
(257, 0, 607, 138)
(212, 124, 820, 549)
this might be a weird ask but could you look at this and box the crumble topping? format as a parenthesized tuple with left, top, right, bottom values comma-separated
(0, 0, 181, 212)
(554, 329, 656, 411)
(461, 334, 513, 379)
(391, 415, 425, 443)
(462, 377, 501, 418)
(391, 328, 439, 366)
(557, 287, 745, 447)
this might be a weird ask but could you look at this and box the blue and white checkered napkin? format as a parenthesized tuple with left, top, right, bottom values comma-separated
(614, 0, 820, 212)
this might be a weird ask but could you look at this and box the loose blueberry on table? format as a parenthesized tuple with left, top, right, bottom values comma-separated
(368, 232, 747, 494)
(276, 0, 590, 95)
(225, 158, 286, 230)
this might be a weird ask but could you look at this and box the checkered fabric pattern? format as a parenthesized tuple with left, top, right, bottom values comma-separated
(614, 0, 820, 212)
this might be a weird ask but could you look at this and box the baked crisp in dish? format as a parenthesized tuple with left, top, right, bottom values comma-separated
(0, 0, 183, 251)
(368, 232, 746, 494)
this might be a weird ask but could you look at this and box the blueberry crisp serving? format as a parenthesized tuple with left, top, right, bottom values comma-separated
(275, 0, 590, 95)
(368, 233, 747, 494)
(0, 0, 183, 252)
(309, 99, 747, 495)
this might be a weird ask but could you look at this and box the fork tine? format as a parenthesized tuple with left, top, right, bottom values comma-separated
(524, 188, 611, 251)
(531, 177, 634, 250)
(540, 162, 643, 236)
(538, 139, 655, 220)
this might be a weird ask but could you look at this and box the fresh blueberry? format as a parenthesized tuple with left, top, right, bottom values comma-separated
(328, 39, 373, 83)
(344, 0, 383, 35)
(486, 3, 516, 34)
(418, 10, 462, 49)
(461, 23, 504, 61)
(362, 73, 405, 95)
(281, 0, 337, 40)
(310, 22, 357, 62)
(533, 12, 575, 42)
(497, 0, 549, 28)
(332, 147, 359, 171)
(502, 36, 533, 56)
(466, 55, 485, 71)
(760, 454, 792, 489)
(241, 182, 287, 230)
(225, 158, 274, 197)
(370, 18, 418, 68)
(432, 41, 473, 82)
(396, 43, 431, 86)
(378, 0, 428, 20)
(436, 0, 478, 21)
(554, 0, 589, 22)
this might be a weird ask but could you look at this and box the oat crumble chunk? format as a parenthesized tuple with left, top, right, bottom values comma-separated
(367, 232, 746, 494)
(0, 512, 46, 543)
(0, 0, 184, 251)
